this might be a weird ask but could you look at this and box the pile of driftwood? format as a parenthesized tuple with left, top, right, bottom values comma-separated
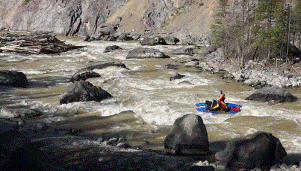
(0, 33, 84, 54)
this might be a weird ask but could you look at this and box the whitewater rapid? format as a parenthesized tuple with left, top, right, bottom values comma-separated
(1, 37, 301, 153)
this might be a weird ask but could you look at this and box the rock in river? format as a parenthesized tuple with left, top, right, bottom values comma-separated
(103, 45, 122, 53)
(126, 47, 170, 59)
(215, 131, 287, 170)
(245, 86, 298, 103)
(70, 70, 101, 82)
(0, 70, 28, 88)
(164, 114, 209, 155)
(84, 61, 128, 70)
(60, 80, 112, 104)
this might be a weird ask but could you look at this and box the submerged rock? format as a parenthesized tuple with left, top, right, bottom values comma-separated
(0, 70, 28, 88)
(215, 131, 287, 170)
(126, 47, 170, 59)
(245, 86, 298, 103)
(59, 80, 112, 104)
(170, 73, 185, 81)
(164, 114, 209, 155)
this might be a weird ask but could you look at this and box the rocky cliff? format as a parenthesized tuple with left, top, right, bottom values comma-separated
(0, 0, 217, 38)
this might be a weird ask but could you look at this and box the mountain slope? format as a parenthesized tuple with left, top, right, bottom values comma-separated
(0, 0, 217, 38)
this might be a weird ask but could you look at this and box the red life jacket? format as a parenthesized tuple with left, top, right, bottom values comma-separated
(218, 93, 225, 101)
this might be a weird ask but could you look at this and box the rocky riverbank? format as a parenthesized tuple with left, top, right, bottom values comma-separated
(185, 47, 301, 89)
(2, 112, 301, 171)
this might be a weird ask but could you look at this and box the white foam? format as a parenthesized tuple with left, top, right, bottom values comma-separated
(0, 108, 15, 118)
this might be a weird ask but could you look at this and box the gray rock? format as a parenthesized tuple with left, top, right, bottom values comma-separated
(215, 131, 287, 170)
(59, 80, 112, 104)
(172, 47, 194, 56)
(245, 86, 298, 103)
(170, 73, 185, 81)
(243, 78, 261, 87)
(165, 64, 180, 70)
(103, 45, 122, 53)
(140, 36, 167, 46)
(84, 61, 127, 70)
(163, 36, 180, 45)
(116, 33, 134, 41)
(70, 70, 101, 82)
(164, 114, 209, 155)
(126, 47, 170, 59)
(0, 70, 28, 88)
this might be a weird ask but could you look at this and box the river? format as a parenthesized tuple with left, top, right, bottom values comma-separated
(1, 35, 301, 154)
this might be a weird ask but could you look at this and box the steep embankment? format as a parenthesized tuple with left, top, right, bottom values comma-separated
(0, 0, 217, 38)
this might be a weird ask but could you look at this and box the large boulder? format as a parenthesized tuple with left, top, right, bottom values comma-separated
(126, 47, 170, 59)
(164, 114, 209, 155)
(0, 70, 28, 88)
(245, 86, 298, 103)
(59, 80, 112, 104)
(215, 132, 287, 170)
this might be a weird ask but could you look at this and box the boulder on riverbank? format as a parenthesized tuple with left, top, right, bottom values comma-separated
(172, 47, 194, 56)
(59, 80, 112, 104)
(245, 86, 298, 103)
(0, 70, 28, 88)
(139, 36, 167, 46)
(164, 114, 209, 155)
(215, 131, 287, 170)
(126, 47, 170, 59)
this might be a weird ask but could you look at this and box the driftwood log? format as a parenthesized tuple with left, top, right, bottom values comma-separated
(0, 33, 84, 54)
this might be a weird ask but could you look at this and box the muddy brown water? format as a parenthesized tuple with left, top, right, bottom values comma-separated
(1, 35, 301, 154)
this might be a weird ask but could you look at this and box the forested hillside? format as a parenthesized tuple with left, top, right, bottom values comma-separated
(211, 0, 301, 67)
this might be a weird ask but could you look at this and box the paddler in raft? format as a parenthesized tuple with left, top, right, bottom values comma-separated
(210, 90, 227, 112)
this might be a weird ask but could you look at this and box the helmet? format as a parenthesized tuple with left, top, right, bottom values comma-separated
(220, 90, 223, 94)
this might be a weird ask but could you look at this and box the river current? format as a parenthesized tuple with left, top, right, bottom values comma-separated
(1, 36, 301, 153)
